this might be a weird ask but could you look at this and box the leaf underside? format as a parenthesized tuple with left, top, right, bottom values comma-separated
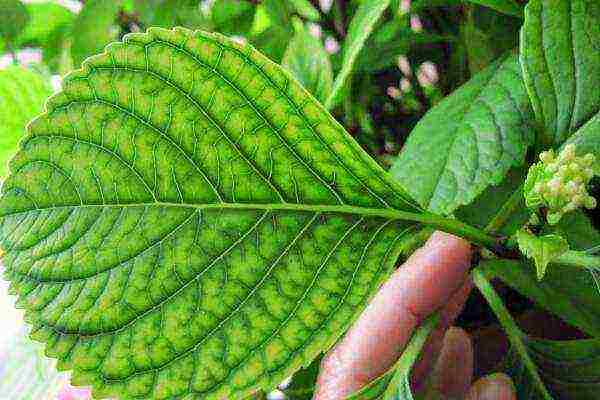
(0, 27, 422, 400)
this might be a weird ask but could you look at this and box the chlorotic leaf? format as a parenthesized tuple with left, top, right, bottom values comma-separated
(390, 53, 535, 215)
(0, 27, 424, 400)
(516, 230, 569, 280)
(282, 21, 333, 104)
(0, 66, 53, 178)
(325, 0, 391, 110)
(520, 0, 600, 146)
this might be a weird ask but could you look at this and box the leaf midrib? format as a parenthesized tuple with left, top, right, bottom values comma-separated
(0, 201, 424, 222)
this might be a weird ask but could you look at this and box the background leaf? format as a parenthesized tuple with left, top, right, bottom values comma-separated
(211, 0, 256, 37)
(0, 0, 29, 47)
(390, 53, 535, 215)
(282, 20, 333, 103)
(71, 0, 121, 65)
(0, 27, 423, 400)
(504, 337, 600, 399)
(520, 0, 600, 147)
(484, 259, 600, 338)
(325, 0, 391, 109)
(0, 66, 52, 178)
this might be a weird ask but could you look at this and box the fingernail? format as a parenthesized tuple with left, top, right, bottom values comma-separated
(466, 373, 516, 400)
(434, 327, 473, 397)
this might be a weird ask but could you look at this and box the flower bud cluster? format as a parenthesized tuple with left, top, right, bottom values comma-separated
(525, 144, 596, 224)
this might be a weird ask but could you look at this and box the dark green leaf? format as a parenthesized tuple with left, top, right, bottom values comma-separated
(390, 53, 535, 215)
(0, 0, 29, 45)
(520, 0, 600, 147)
(71, 0, 121, 65)
(211, 0, 256, 36)
(485, 260, 600, 338)
(466, 0, 523, 18)
(564, 113, 600, 175)
(504, 337, 600, 399)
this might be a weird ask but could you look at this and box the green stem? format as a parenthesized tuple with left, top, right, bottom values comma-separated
(554, 250, 600, 271)
(485, 182, 526, 234)
(472, 269, 553, 400)
(383, 313, 440, 400)
(2, 202, 500, 251)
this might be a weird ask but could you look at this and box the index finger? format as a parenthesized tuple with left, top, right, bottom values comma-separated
(314, 231, 472, 399)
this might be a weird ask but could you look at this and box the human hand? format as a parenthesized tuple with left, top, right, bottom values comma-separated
(314, 231, 516, 400)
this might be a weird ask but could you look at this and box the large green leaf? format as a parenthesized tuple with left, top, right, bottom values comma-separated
(467, 0, 523, 18)
(0, 66, 52, 178)
(211, 0, 256, 36)
(71, 0, 121, 65)
(325, 0, 391, 110)
(504, 337, 600, 399)
(520, 0, 600, 147)
(390, 53, 535, 215)
(282, 21, 333, 104)
(0, 27, 426, 400)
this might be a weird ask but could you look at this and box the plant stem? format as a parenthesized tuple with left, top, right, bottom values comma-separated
(485, 182, 526, 234)
(554, 251, 600, 271)
(417, 212, 501, 251)
(383, 313, 440, 399)
(472, 269, 553, 400)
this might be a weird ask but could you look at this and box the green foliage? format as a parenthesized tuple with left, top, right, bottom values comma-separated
(0, 27, 425, 400)
(391, 53, 535, 215)
(485, 259, 600, 338)
(504, 337, 600, 399)
(282, 20, 333, 103)
(325, 0, 391, 109)
(0, 66, 52, 178)
(521, 0, 600, 147)
(1, 0, 600, 398)
(516, 230, 570, 280)
(71, 0, 121, 65)
(0, 0, 29, 48)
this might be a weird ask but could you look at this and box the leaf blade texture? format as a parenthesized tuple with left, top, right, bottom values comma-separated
(390, 53, 535, 215)
(0, 27, 422, 400)
(520, 0, 600, 146)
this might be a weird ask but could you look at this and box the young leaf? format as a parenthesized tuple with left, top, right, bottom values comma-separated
(520, 0, 600, 147)
(325, 0, 392, 110)
(0, 27, 427, 400)
(0, 66, 52, 178)
(516, 230, 569, 280)
(390, 53, 536, 215)
(71, 0, 121, 65)
(282, 21, 333, 104)
(504, 337, 600, 399)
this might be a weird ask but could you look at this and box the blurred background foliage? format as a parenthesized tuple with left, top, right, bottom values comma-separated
(0, 0, 525, 170)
